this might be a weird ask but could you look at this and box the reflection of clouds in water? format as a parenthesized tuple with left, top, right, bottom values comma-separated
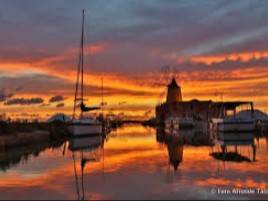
(0, 126, 267, 199)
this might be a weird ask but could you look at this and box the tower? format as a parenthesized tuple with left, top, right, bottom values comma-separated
(166, 77, 182, 103)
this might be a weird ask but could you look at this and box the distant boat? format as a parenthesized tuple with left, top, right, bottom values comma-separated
(48, 113, 71, 123)
(68, 10, 102, 137)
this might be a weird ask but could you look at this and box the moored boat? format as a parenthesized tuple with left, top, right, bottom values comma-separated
(210, 102, 255, 145)
(68, 10, 102, 137)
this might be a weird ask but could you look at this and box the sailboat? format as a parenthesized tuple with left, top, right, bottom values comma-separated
(68, 10, 102, 136)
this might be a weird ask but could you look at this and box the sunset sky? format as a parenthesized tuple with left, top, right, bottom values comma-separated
(0, 0, 268, 120)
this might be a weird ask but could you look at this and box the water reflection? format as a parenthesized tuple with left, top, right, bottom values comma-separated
(69, 136, 104, 152)
(0, 137, 65, 172)
(211, 129, 257, 163)
(210, 152, 252, 162)
(68, 136, 104, 201)
(157, 125, 264, 167)
(166, 135, 183, 171)
(156, 128, 183, 171)
(0, 125, 267, 200)
(210, 142, 256, 163)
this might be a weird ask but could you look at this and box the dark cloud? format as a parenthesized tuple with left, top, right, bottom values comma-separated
(182, 86, 268, 100)
(168, 57, 268, 73)
(4, 97, 44, 106)
(0, 1, 267, 109)
(49, 95, 65, 103)
(1, 0, 268, 74)
(0, 74, 73, 95)
(56, 103, 64, 108)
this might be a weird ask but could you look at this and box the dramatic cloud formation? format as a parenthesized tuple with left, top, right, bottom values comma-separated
(0, 0, 267, 119)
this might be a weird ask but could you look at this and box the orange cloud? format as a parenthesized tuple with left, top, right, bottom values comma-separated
(1, 47, 268, 120)
(187, 51, 268, 65)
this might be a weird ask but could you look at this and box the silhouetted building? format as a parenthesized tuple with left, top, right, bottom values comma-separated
(156, 77, 254, 124)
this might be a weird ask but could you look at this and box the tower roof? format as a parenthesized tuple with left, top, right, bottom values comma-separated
(167, 77, 179, 88)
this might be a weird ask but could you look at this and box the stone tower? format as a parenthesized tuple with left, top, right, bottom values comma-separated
(166, 77, 182, 103)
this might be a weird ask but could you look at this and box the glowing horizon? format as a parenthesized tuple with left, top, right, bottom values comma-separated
(0, 0, 268, 120)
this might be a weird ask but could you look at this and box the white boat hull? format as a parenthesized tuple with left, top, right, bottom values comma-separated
(68, 123, 102, 136)
(69, 136, 103, 151)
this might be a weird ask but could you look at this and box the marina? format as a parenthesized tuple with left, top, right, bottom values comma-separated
(0, 1, 268, 200)
(0, 124, 267, 200)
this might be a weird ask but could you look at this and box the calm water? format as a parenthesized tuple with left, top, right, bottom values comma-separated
(0, 125, 267, 200)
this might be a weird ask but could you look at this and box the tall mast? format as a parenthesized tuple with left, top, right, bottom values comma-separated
(72, 11, 84, 119)
(72, 9, 86, 120)
(72, 50, 81, 119)
(80, 9, 85, 118)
